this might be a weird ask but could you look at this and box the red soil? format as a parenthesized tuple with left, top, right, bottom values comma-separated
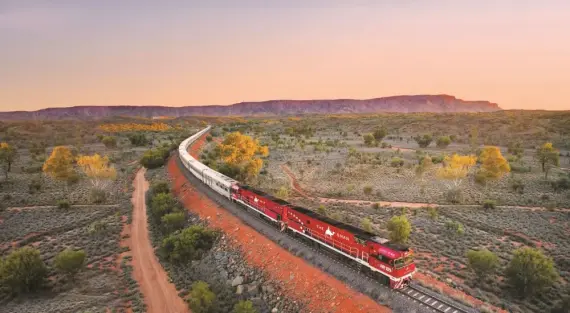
(169, 135, 391, 313)
(129, 168, 189, 313)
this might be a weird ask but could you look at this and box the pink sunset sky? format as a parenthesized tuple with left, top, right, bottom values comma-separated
(1, 1, 569, 111)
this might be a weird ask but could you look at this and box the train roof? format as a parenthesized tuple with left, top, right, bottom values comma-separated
(289, 205, 410, 252)
(238, 185, 291, 206)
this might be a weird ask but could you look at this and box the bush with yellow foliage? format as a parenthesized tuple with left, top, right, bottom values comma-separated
(77, 154, 117, 190)
(437, 154, 477, 189)
(214, 132, 269, 182)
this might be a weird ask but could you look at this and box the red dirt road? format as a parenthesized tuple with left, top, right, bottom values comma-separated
(130, 168, 189, 313)
(168, 134, 391, 313)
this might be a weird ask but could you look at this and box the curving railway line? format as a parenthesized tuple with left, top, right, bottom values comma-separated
(176, 126, 479, 313)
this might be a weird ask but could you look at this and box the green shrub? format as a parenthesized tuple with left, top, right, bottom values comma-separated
(445, 220, 464, 236)
(101, 136, 117, 148)
(361, 218, 373, 232)
(390, 157, 404, 168)
(466, 249, 498, 278)
(128, 133, 149, 146)
(88, 220, 108, 235)
(54, 249, 86, 277)
(482, 199, 497, 210)
(0, 247, 47, 294)
(506, 247, 558, 297)
(363, 185, 373, 195)
(187, 281, 216, 313)
(444, 188, 463, 204)
(233, 300, 257, 313)
(57, 199, 71, 209)
(150, 193, 179, 222)
(387, 215, 411, 243)
(151, 181, 170, 195)
(428, 207, 438, 220)
(317, 205, 326, 215)
(160, 225, 218, 263)
(140, 147, 170, 169)
(161, 212, 186, 234)
(372, 202, 380, 210)
(414, 134, 433, 148)
(90, 188, 107, 204)
(436, 136, 451, 148)
(206, 135, 213, 142)
(431, 155, 444, 164)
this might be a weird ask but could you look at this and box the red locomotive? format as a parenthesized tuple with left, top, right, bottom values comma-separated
(231, 184, 415, 289)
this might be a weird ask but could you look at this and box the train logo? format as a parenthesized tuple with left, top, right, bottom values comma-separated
(325, 227, 335, 237)
(254, 197, 259, 203)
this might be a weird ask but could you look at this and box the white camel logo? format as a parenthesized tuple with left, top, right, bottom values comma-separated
(254, 197, 258, 203)
(325, 227, 335, 237)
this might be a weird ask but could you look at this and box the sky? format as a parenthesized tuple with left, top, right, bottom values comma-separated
(1, 0, 569, 111)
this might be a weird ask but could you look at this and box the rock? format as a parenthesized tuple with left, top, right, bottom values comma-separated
(272, 308, 278, 313)
(231, 276, 244, 287)
(236, 285, 244, 295)
(247, 283, 260, 296)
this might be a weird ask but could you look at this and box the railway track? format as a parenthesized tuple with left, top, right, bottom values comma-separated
(401, 285, 471, 313)
(175, 156, 479, 313)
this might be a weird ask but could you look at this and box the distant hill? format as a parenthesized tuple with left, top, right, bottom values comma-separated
(0, 95, 501, 120)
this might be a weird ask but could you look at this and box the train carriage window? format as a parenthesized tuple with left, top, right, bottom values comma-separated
(306, 220, 310, 225)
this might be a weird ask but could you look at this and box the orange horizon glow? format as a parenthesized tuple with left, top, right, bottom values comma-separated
(1, 2, 570, 111)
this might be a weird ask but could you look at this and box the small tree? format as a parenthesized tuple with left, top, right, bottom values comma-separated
(361, 218, 373, 232)
(506, 247, 558, 297)
(188, 281, 216, 313)
(390, 157, 404, 168)
(42, 146, 75, 182)
(0, 142, 17, 180)
(363, 134, 375, 147)
(233, 300, 257, 313)
(414, 134, 433, 148)
(161, 212, 186, 234)
(536, 142, 559, 179)
(478, 146, 511, 181)
(428, 207, 438, 220)
(466, 249, 498, 278)
(54, 248, 86, 277)
(161, 226, 218, 263)
(415, 155, 433, 179)
(507, 141, 524, 159)
(436, 136, 451, 148)
(150, 193, 178, 222)
(101, 136, 117, 148)
(373, 126, 387, 142)
(0, 247, 47, 294)
(482, 199, 497, 210)
(387, 215, 411, 243)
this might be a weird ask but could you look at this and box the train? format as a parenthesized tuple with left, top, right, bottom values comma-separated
(178, 126, 416, 289)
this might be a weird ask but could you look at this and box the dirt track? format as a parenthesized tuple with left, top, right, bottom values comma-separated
(130, 168, 189, 313)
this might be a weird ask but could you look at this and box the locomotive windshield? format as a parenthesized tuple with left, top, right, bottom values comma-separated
(394, 254, 414, 269)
